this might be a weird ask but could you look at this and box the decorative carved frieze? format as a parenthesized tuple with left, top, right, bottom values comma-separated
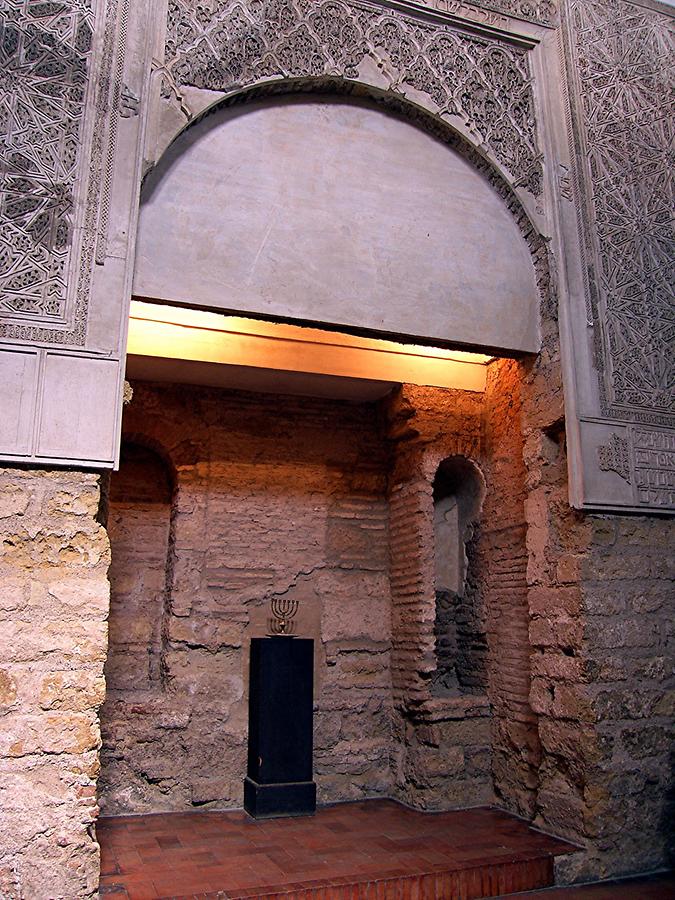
(164, 0, 543, 196)
(565, 0, 675, 428)
(631, 427, 675, 508)
(412, 0, 556, 27)
(0, 2, 94, 324)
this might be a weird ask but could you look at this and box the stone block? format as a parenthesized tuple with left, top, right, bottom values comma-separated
(39, 672, 106, 712)
(1, 712, 99, 757)
(46, 577, 110, 618)
(0, 618, 108, 665)
(0, 485, 31, 519)
(529, 616, 583, 649)
(0, 669, 18, 709)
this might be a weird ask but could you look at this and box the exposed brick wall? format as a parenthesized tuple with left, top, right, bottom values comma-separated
(385, 385, 494, 809)
(388, 475, 436, 708)
(482, 359, 542, 819)
(0, 468, 110, 900)
(99, 382, 393, 812)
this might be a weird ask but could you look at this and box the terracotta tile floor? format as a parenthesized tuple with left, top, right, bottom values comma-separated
(98, 799, 578, 899)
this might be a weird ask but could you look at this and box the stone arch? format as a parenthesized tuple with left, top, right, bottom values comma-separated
(431, 455, 487, 696)
(161, 0, 545, 201)
(152, 73, 549, 295)
(135, 81, 549, 355)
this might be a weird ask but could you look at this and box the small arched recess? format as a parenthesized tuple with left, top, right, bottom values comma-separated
(431, 456, 486, 696)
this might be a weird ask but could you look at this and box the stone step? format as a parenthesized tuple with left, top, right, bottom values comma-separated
(99, 799, 578, 899)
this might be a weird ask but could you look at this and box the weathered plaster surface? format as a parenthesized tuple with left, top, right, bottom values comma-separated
(135, 96, 540, 354)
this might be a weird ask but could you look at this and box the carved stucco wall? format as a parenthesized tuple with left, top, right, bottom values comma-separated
(0, 0, 149, 468)
(0, 0, 126, 346)
(161, 0, 544, 195)
(560, 0, 675, 513)
(0, 2, 94, 330)
(1, 0, 672, 512)
(0, 0, 561, 471)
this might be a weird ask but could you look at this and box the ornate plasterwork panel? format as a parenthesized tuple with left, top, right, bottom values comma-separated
(0, 1, 94, 328)
(0, 0, 150, 468)
(163, 0, 544, 196)
(566, 0, 674, 425)
(561, 0, 675, 514)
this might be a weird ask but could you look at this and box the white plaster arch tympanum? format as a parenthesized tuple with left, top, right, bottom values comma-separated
(134, 92, 541, 355)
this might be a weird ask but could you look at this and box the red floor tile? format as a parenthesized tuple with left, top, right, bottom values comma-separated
(97, 799, 579, 899)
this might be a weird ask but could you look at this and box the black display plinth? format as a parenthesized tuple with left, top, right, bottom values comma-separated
(244, 636, 316, 818)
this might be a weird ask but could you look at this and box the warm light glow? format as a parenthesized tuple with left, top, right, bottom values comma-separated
(127, 300, 492, 393)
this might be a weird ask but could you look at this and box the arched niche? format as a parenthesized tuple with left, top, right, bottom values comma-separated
(432, 455, 487, 696)
(134, 93, 541, 355)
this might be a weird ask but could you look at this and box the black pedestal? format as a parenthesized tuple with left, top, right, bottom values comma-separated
(244, 636, 316, 818)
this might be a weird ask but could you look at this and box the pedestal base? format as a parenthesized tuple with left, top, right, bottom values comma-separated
(244, 776, 316, 819)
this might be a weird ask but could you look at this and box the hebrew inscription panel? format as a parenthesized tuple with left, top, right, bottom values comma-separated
(164, 0, 543, 195)
(597, 427, 675, 509)
(567, 0, 675, 427)
(0, 1, 94, 326)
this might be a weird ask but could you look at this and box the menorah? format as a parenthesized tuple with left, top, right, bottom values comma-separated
(269, 596, 299, 635)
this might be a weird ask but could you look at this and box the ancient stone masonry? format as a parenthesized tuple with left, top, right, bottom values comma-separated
(514, 291, 675, 880)
(523, 417, 675, 880)
(580, 515, 675, 877)
(0, 1, 95, 340)
(163, 0, 544, 195)
(563, 0, 675, 426)
(0, 467, 110, 900)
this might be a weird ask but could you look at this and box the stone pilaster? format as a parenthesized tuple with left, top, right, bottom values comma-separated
(0, 468, 110, 900)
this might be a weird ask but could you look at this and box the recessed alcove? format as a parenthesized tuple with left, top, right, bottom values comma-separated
(99, 363, 535, 815)
(99, 86, 542, 821)
(432, 456, 487, 697)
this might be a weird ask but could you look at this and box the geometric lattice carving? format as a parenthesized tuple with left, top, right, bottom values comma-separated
(0, 2, 94, 322)
(567, 0, 675, 425)
(597, 434, 630, 483)
(165, 0, 543, 195)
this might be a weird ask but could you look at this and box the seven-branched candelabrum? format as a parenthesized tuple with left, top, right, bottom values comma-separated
(269, 596, 299, 635)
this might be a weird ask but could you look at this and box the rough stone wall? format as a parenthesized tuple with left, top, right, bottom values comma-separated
(579, 516, 674, 877)
(0, 468, 110, 900)
(525, 408, 675, 879)
(516, 306, 675, 879)
(105, 444, 172, 692)
(99, 382, 393, 813)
